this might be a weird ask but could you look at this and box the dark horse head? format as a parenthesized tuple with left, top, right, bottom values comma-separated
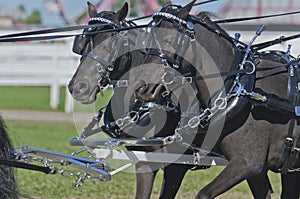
(131, 0, 240, 133)
(0, 116, 18, 199)
(68, 2, 130, 104)
(132, 0, 236, 110)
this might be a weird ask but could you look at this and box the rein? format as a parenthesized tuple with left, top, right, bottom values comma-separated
(215, 10, 300, 24)
(1, 8, 300, 47)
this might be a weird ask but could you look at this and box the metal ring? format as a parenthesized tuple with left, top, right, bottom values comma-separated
(244, 60, 256, 74)
(162, 90, 170, 98)
(162, 72, 174, 85)
(116, 119, 124, 127)
(129, 111, 139, 123)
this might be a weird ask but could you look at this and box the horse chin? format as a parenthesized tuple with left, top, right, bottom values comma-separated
(79, 87, 100, 105)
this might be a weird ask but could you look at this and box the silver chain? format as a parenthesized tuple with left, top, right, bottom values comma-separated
(287, 167, 300, 172)
(16, 150, 95, 187)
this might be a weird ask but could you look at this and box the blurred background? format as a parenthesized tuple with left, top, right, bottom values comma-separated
(1, 0, 300, 112)
(1, 0, 300, 113)
(1, 0, 300, 28)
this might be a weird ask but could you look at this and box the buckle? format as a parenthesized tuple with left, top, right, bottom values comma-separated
(116, 80, 129, 87)
(182, 77, 193, 84)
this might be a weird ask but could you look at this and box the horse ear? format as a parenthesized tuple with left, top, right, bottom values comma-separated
(164, 0, 172, 7)
(114, 2, 129, 22)
(178, 0, 196, 19)
(87, 2, 97, 18)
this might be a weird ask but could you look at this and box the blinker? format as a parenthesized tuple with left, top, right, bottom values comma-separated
(72, 34, 88, 55)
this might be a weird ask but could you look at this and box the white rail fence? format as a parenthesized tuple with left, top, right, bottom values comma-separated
(0, 41, 79, 113)
(1, 29, 300, 113)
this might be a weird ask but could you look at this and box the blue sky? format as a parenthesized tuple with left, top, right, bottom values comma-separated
(0, 0, 99, 26)
(0, 0, 227, 26)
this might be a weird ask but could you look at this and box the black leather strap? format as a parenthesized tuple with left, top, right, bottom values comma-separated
(0, 158, 55, 174)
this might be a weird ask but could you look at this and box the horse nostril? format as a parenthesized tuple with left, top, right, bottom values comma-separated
(74, 81, 89, 94)
(135, 80, 148, 94)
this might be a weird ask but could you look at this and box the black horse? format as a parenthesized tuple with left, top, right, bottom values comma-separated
(0, 115, 18, 199)
(69, 2, 189, 199)
(129, 1, 300, 199)
(68, 2, 279, 199)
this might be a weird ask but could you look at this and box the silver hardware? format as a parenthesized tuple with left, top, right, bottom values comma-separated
(214, 97, 227, 110)
(240, 24, 264, 69)
(162, 72, 174, 85)
(162, 58, 169, 68)
(116, 80, 129, 87)
(244, 60, 256, 74)
(162, 90, 170, 98)
(241, 89, 267, 102)
(13, 146, 111, 187)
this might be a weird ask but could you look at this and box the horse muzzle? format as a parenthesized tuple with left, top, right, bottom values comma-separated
(68, 80, 100, 104)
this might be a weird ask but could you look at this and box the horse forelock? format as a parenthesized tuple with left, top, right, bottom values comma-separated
(96, 11, 115, 20)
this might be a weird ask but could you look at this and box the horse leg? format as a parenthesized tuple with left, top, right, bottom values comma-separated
(135, 162, 159, 199)
(247, 171, 272, 199)
(281, 172, 300, 199)
(195, 157, 266, 199)
(159, 164, 193, 199)
(195, 120, 269, 199)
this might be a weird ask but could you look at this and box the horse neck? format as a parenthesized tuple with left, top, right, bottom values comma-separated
(193, 18, 235, 106)
(195, 12, 234, 68)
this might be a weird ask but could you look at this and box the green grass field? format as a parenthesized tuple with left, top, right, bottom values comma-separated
(1, 86, 282, 198)
(0, 86, 113, 112)
(5, 120, 282, 199)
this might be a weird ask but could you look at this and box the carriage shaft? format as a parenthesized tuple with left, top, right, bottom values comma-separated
(92, 149, 228, 166)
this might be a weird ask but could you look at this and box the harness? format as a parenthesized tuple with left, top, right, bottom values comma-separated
(73, 15, 133, 90)
(263, 50, 300, 173)
(248, 49, 300, 173)
(141, 11, 258, 138)
(75, 8, 300, 173)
